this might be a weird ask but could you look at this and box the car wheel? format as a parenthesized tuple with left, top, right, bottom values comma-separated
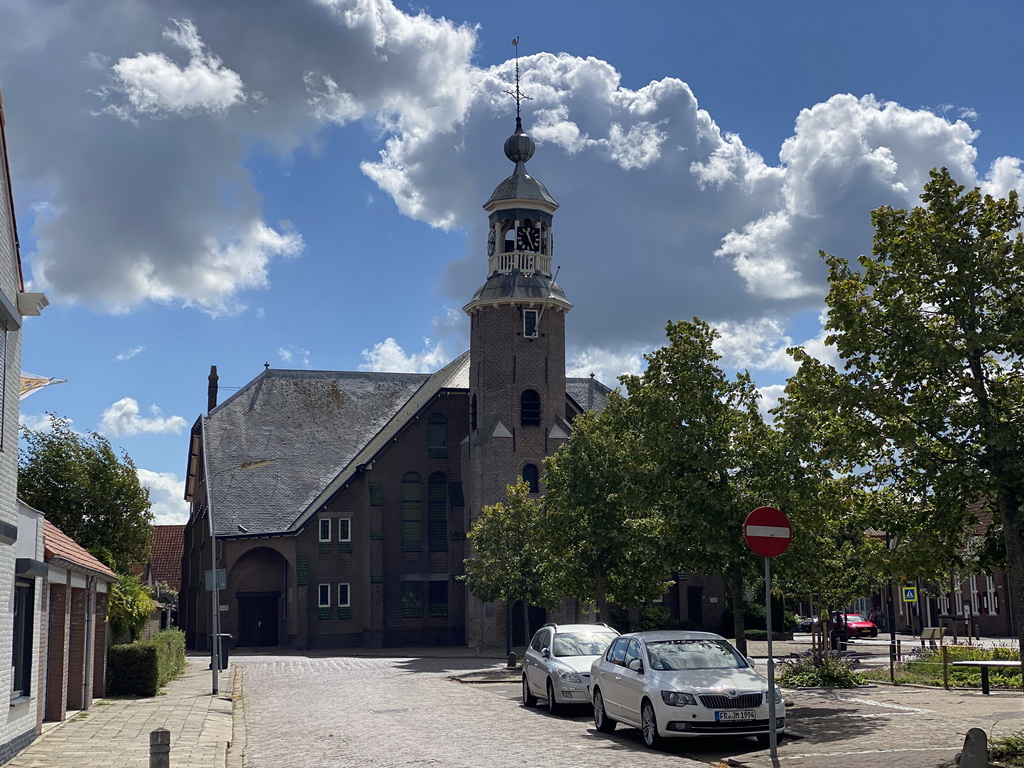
(522, 674, 537, 707)
(546, 679, 562, 716)
(641, 700, 662, 749)
(593, 689, 616, 733)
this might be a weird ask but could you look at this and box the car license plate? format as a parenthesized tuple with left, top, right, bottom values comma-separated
(716, 710, 756, 722)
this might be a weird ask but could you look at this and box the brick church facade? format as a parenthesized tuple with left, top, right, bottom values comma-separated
(179, 109, 726, 652)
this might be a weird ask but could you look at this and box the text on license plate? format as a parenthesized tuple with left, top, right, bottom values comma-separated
(716, 710, 756, 722)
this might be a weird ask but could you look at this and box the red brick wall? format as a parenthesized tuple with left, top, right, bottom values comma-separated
(66, 587, 87, 710)
(45, 583, 70, 722)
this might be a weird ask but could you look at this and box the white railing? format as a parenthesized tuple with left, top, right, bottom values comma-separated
(488, 251, 551, 276)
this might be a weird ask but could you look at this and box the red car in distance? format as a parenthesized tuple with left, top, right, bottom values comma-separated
(842, 614, 879, 638)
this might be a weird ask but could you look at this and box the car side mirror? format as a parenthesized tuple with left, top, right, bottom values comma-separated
(541, 647, 550, 659)
(746, 657, 756, 667)
(627, 658, 643, 673)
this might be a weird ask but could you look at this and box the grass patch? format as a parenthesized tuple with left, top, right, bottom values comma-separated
(858, 645, 1021, 691)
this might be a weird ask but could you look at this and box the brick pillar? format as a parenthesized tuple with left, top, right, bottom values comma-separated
(92, 590, 108, 698)
(36, 582, 49, 734)
(67, 587, 87, 710)
(45, 583, 70, 722)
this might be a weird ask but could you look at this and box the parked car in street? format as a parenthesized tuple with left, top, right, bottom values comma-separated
(796, 616, 818, 633)
(842, 614, 879, 638)
(523, 623, 620, 715)
(589, 630, 785, 749)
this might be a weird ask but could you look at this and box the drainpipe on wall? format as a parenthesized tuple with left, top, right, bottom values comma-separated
(202, 415, 221, 695)
(83, 575, 95, 711)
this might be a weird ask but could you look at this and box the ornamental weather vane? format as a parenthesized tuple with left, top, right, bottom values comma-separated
(503, 37, 531, 124)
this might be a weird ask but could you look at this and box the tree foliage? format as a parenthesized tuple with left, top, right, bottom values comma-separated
(781, 168, 1024, 655)
(20, 415, 153, 571)
(542, 404, 669, 620)
(464, 479, 554, 640)
(108, 573, 156, 641)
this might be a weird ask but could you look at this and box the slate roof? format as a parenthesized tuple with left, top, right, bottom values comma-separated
(202, 354, 613, 538)
(43, 520, 117, 581)
(566, 376, 615, 414)
(150, 524, 184, 591)
(204, 367, 434, 537)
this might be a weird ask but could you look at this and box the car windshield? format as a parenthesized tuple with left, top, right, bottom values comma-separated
(552, 631, 618, 657)
(846, 615, 866, 622)
(645, 639, 748, 671)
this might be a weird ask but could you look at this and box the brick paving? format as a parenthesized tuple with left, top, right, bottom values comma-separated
(6, 657, 232, 768)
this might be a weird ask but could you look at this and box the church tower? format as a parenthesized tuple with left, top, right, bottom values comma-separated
(462, 60, 574, 647)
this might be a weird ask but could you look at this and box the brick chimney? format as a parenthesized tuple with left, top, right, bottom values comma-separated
(207, 365, 218, 413)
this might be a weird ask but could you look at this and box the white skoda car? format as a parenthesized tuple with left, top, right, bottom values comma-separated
(589, 630, 785, 748)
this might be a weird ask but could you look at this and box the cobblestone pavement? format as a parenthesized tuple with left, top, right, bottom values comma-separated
(234, 653, 1024, 768)
(233, 655, 711, 767)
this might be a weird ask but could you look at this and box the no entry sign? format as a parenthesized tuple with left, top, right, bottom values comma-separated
(743, 506, 791, 557)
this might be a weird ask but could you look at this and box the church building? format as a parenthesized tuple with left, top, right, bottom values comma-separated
(180, 106, 724, 652)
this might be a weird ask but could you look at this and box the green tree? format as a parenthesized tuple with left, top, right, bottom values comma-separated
(20, 415, 153, 571)
(542, 404, 669, 622)
(463, 479, 554, 647)
(783, 168, 1024, 656)
(620, 319, 803, 654)
(108, 573, 156, 641)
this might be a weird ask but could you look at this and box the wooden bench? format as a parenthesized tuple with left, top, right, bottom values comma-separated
(950, 660, 1022, 694)
(920, 627, 946, 649)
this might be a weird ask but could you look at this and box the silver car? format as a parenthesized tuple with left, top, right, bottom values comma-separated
(590, 630, 785, 748)
(522, 623, 619, 715)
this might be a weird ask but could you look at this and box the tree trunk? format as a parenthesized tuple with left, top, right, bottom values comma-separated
(730, 566, 747, 656)
(999, 499, 1024, 693)
(522, 599, 531, 647)
(595, 571, 609, 623)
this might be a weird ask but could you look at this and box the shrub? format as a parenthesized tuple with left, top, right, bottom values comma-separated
(990, 730, 1024, 766)
(745, 630, 795, 641)
(107, 629, 186, 696)
(776, 650, 861, 688)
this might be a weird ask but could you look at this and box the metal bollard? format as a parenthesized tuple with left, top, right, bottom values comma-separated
(150, 728, 170, 768)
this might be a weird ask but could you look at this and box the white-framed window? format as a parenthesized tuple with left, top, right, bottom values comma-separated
(987, 576, 997, 615)
(338, 583, 350, 608)
(954, 584, 964, 616)
(319, 519, 331, 542)
(338, 518, 351, 542)
(523, 309, 538, 338)
(969, 575, 979, 616)
(318, 583, 331, 608)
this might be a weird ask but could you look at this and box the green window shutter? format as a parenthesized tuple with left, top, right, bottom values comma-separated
(402, 472, 422, 551)
(296, 554, 309, 586)
(428, 580, 448, 618)
(369, 481, 384, 507)
(401, 581, 423, 618)
(428, 473, 448, 552)
(428, 413, 447, 459)
(448, 482, 464, 507)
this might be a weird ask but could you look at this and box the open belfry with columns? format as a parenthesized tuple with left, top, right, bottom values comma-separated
(180, 63, 726, 652)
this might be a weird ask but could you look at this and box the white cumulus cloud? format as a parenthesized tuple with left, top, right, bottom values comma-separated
(137, 468, 191, 525)
(99, 398, 188, 437)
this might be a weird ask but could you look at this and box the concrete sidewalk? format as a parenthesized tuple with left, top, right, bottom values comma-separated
(6, 657, 233, 768)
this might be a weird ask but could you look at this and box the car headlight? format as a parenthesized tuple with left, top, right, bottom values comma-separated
(555, 668, 583, 684)
(773, 687, 783, 703)
(661, 690, 697, 707)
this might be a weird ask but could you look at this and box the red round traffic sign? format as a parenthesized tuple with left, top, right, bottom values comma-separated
(743, 506, 791, 557)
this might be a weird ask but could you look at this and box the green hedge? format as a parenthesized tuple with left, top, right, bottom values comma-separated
(108, 629, 186, 696)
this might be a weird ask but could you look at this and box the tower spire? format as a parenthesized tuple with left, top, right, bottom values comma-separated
(503, 37, 532, 130)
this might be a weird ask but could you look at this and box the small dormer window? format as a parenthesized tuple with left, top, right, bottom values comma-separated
(523, 310, 538, 338)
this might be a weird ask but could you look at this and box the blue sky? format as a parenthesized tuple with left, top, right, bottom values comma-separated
(1, 0, 1021, 524)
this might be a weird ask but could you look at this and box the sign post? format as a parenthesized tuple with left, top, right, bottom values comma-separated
(744, 506, 792, 762)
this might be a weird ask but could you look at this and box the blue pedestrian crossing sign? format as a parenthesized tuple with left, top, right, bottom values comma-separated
(902, 586, 918, 602)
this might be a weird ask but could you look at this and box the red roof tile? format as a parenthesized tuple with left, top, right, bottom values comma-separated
(150, 525, 184, 591)
(43, 520, 118, 580)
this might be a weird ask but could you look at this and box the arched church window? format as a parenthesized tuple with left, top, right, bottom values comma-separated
(522, 464, 539, 493)
(520, 389, 541, 427)
(428, 413, 447, 458)
(428, 472, 448, 552)
(402, 472, 421, 551)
